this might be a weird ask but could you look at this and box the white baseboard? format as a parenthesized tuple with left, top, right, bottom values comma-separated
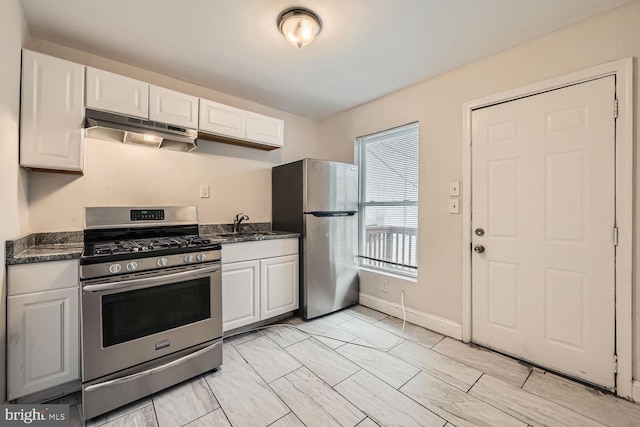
(359, 293, 462, 340)
(633, 381, 640, 403)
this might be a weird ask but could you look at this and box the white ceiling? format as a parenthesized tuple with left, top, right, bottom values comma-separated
(19, 0, 632, 119)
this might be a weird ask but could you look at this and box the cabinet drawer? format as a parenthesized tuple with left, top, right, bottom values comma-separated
(222, 238, 298, 264)
(8, 260, 79, 296)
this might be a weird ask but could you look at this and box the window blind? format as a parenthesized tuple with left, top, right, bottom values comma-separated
(357, 122, 419, 276)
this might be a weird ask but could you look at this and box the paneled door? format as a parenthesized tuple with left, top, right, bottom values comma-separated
(471, 76, 616, 389)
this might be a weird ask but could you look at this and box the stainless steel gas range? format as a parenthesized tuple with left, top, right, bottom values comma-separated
(79, 206, 222, 421)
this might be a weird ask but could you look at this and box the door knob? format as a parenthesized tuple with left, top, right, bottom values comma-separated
(474, 244, 486, 254)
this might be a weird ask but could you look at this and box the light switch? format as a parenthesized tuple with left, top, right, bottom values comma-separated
(200, 185, 210, 198)
(449, 198, 460, 214)
(449, 181, 460, 196)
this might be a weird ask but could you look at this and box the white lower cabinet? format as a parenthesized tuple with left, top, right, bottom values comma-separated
(221, 260, 260, 331)
(222, 239, 298, 332)
(7, 260, 80, 400)
(261, 255, 299, 319)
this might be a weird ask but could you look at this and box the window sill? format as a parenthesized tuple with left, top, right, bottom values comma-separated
(358, 266, 418, 283)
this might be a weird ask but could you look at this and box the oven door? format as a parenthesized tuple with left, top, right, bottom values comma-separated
(81, 262, 222, 382)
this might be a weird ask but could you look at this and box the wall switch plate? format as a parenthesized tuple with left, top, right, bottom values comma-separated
(449, 181, 460, 196)
(449, 198, 460, 214)
(199, 185, 210, 198)
(380, 281, 388, 293)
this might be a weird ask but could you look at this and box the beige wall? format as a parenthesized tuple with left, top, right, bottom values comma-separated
(24, 39, 322, 232)
(0, 0, 29, 402)
(319, 2, 640, 379)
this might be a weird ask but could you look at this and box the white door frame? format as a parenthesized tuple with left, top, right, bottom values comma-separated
(462, 58, 634, 399)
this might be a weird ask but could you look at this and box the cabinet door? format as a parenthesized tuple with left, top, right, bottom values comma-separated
(7, 287, 80, 400)
(86, 68, 148, 118)
(20, 50, 85, 172)
(261, 255, 299, 319)
(149, 85, 198, 128)
(222, 260, 260, 332)
(246, 112, 284, 148)
(199, 99, 246, 139)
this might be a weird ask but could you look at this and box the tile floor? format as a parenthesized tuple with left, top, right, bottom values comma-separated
(55, 305, 640, 426)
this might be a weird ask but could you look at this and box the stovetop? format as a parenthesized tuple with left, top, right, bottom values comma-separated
(80, 206, 222, 278)
(81, 232, 221, 266)
(88, 235, 213, 256)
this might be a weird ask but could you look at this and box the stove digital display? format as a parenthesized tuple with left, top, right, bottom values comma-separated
(130, 209, 165, 221)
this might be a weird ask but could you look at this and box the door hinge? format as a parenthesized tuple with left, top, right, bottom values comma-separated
(613, 227, 619, 246)
(614, 97, 619, 119)
(613, 354, 618, 374)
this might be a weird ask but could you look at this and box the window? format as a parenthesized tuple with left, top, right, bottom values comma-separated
(356, 122, 419, 277)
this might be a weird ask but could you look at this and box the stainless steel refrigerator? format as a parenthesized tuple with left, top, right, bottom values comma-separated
(272, 159, 359, 320)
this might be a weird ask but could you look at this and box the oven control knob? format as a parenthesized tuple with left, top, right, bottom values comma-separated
(126, 261, 138, 271)
(157, 257, 168, 267)
(184, 254, 194, 264)
(109, 264, 122, 274)
(196, 253, 207, 262)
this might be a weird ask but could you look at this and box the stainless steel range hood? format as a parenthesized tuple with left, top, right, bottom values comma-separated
(84, 108, 198, 152)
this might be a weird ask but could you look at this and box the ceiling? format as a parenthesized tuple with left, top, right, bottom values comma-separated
(19, 0, 632, 119)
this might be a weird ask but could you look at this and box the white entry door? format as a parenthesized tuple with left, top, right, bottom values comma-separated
(471, 76, 616, 389)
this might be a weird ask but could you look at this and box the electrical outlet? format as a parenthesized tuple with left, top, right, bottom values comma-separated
(380, 281, 388, 293)
(200, 185, 210, 198)
(449, 181, 460, 196)
(449, 198, 460, 214)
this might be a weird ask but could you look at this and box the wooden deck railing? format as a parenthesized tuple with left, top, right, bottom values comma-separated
(363, 226, 417, 271)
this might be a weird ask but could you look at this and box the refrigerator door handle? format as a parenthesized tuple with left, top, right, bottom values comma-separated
(307, 211, 357, 217)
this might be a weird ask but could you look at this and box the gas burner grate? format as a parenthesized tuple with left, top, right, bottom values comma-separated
(90, 235, 213, 256)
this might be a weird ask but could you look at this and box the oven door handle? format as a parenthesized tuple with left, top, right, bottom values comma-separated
(83, 341, 221, 393)
(82, 264, 220, 292)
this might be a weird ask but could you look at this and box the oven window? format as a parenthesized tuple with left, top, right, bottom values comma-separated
(102, 278, 210, 347)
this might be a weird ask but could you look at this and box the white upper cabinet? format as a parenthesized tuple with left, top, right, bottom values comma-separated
(20, 50, 285, 160)
(86, 68, 148, 119)
(20, 50, 85, 172)
(199, 99, 246, 139)
(246, 112, 284, 148)
(198, 98, 285, 150)
(149, 85, 199, 128)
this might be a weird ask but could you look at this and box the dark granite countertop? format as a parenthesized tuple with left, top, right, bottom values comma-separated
(6, 232, 84, 265)
(8, 243, 85, 265)
(5, 224, 299, 265)
(203, 230, 300, 243)
(200, 222, 299, 244)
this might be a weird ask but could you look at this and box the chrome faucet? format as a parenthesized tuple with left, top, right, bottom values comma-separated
(233, 213, 249, 233)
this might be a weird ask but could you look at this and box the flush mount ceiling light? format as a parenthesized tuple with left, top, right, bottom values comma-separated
(277, 7, 322, 48)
